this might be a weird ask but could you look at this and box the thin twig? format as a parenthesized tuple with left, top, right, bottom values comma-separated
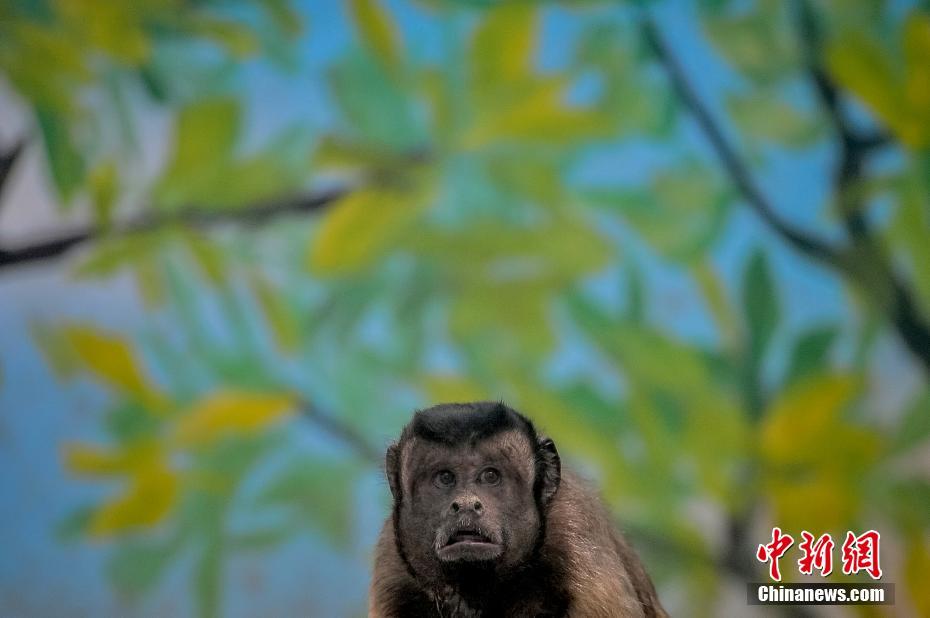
(644, 13, 930, 376)
(642, 17, 843, 268)
(0, 186, 349, 269)
(0, 139, 25, 205)
(298, 400, 382, 464)
(794, 0, 930, 375)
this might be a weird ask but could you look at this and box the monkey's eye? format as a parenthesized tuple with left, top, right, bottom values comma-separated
(434, 470, 456, 488)
(479, 468, 501, 485)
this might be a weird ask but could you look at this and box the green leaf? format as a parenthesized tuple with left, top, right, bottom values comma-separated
(206, 128, 311, 207)
(56, 504, 96, 541)
(31, 322, 81, 380)
(250, 273, 300, 354)
(230, 523, 301, 551)
(106, 401, 161, 442)
(583, 163, 731, 261)
(195, 535, 222, 618)
(308, 186, 431, 275)
(260, 0, 303, 38)
(466, 78, 607, 147)
(703, 3, 798, 84)
(727, 91, 823, 147)
(566, 294, 749, 503)
(741, 250, 778, 365)
(470, 3, 537, 91)
(54, 0, 150, 63)
(257, 457, 359, 547)
(180, 230, 226, 286)
(36, 108, 85, 203)
(191, 17, 259, 58)
(449, 279, 554, 356)
(784, 326, 837, 385)
(75, 229, 175, 278)
(178, 97, 240, 153)
(329, 50, 422, 150)
(891, 392, 930, 454)
(89, 160, 118, 227)
(108, 538, 176, 599)
(887, 171, 930, 316)
(154, 98, 240, 210)
(350, 0, 401, 70)
(887, 478, 930, 530)
(575, 22, 674, 137)
(626, 266, 645, 323)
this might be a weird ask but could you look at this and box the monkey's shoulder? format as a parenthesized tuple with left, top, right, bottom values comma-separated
(540, 470, 663, 617)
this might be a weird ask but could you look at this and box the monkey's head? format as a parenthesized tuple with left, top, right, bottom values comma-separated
(385, 402, 561, 583)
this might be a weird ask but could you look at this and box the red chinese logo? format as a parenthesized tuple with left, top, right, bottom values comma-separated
(758, 528, 882, 580)
(797, 531, 834, 576)
(756, 527, 794, 581)
(841, 530, 882, 580)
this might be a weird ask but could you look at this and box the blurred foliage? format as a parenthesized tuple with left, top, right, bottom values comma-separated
(2, 0, 930, 617)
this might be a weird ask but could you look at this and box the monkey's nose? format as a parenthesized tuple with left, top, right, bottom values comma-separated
(450, 498, 483, 514)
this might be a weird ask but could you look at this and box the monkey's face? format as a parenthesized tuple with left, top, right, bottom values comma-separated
(396, 430, 543, 576)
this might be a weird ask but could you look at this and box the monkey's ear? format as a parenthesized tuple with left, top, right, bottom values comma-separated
(385, 442, 401, 501)
(537, 436, 561, 504)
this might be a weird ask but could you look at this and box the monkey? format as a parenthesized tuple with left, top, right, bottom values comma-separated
(369, 401, 667, 617)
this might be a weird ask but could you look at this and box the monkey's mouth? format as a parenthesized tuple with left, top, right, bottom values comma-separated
(445, 529, 494, 546)
(438, 526, 502, 562)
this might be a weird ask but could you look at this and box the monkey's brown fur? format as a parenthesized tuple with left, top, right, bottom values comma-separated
(369, 402, 667, 617)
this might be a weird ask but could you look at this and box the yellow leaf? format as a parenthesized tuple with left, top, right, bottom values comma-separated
(760, 374, 881, 532)
(827, 25, 930, 148)
(250, 273, 300, 353)
(422, 375, 487, 405)
(88, 459, 178, 536)
(766, 473, 856, 533)
(760, 374, 857, 465)
(449, 280, 554, 355)
(62, 326, 165, 409)
(173, 390, 296, 447)
(904, 536, 930, 617)
(192, 17, 259, 57)
(181, 229, 226, 286)
(55, 0, 150, 63)
(466, 78, 604, 148)
(135, 260, 168, 308)
(307, 188, 428, 274)
(350, 0, 400, 69)
(89, 160, 118, 227)
(827, 33, 907, 142)
(693, 263, 739, 353)
(64, 441, 160, 476)
(903, 13, 930, 142)
(155, 99, 240, 210)
(31, 322, 80, 380)
(471, 4, 537, 90)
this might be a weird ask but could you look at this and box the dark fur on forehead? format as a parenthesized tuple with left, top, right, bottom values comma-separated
(405, 401, 538, 447)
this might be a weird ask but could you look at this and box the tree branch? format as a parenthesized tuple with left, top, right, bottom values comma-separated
(642, 17, 843, 269)
(794, 0, 930, 375)
(0, 186, 349, 270)
(644, 13, 930, 376)
(298, 400, 382, 464)
(0, 139, 25, 206)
